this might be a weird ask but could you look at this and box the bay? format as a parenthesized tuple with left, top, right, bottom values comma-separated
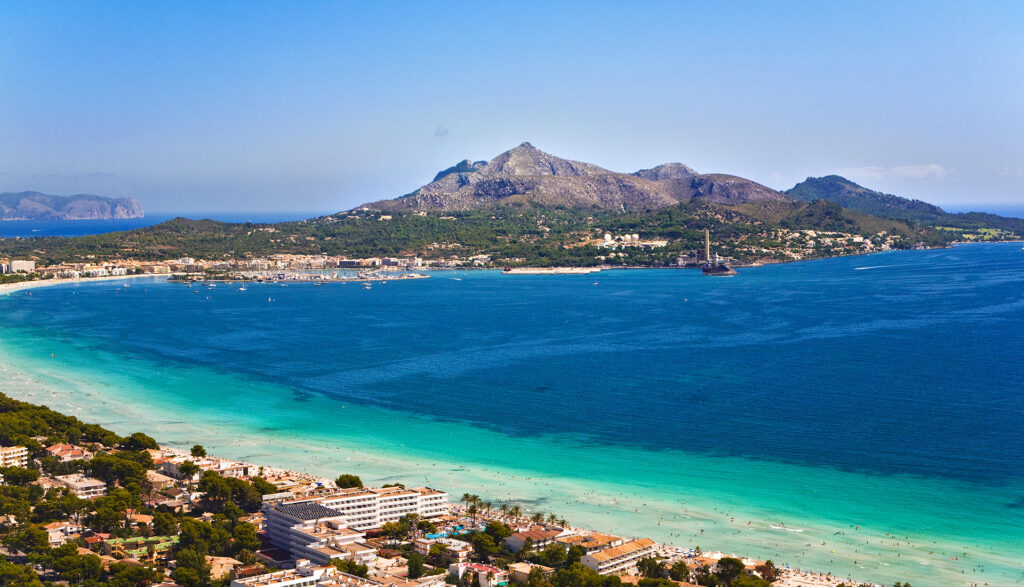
(1, 242, 1022, 585)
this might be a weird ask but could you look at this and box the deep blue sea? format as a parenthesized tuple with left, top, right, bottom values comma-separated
(2, 242, 1023, 584)
(0, 212, 330, 238)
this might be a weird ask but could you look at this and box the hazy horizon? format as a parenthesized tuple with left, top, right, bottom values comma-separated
(2, 1, 1022, 214)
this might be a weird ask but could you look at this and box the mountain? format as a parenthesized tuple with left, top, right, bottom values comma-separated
(786, 176, 946, 223)
(0, 192, 144, 221)
(367, 142, 789, 212)
(786, 175, 1024, 233)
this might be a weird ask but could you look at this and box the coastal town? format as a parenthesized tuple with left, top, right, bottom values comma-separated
(0, 225, 909, 286)
(0, 395, 875, 587)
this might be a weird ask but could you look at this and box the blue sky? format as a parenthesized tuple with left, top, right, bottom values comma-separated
(1, 1, 1021, 213)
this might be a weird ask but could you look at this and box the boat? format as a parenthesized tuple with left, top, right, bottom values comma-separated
(238, 286, 247, 291)
(362, 282, 372, 290)
(314, 282, 323, 286)
(700, 229, 737, 276)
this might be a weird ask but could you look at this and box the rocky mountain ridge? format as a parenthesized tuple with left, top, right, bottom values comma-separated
(367, 142, 789, 212)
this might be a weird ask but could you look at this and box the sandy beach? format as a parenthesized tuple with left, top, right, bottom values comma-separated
(0, 273, 163, 295)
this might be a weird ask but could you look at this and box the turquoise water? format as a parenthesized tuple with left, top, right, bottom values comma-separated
(1, 243, 1023, 585)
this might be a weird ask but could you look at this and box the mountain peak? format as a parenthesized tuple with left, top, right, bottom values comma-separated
(633, 163, 697, 181)
(482, 143, 609, 177)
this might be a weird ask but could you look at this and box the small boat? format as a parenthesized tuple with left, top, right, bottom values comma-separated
(314, 282, 323, 286)
(238, 286, 247, 291)
(362, 282, 372, 290)
(268, 297, 274, 302)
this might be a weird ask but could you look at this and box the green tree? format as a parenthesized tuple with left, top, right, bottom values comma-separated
(172, 547, 211, 587)
(335, 473, 363, 488)
(534, 543, 567, 568)
(471, 532, 498, 557)
(333, 559, 369, 577)
(0, 558, 44, 587)
(233, 522, 261, 553)
(0, 467, 39, 486)
(638, 580, 677, 587)
(407, 552, 426, 579)
(122, 432, 158, 451)
(637, 557, 664, 579)
(565, 545, 584, 566)
(731, 577, 771, 587)
(715, 558, 745, 586)
(669, 560, 690, 582)
(4, 525, 49, 553)
(251, 476, 277, 495)
(551, 562, 621, 587)
(484, 521, 512, 541)
(191, 444, 207, 457)
(527, 567, 554, 587)
(178, 460, 200, 479)
(153, 511, 178, 536)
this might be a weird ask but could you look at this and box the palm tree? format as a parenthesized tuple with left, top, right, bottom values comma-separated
(559, 517, 568, 527)
(546, 513, 558, 524)
(509, 504, 522, 518)
(530, 512, 544, 524)
(461, 493, 473, 505)
(499, 503, 509, 516)
(483, 501, 492, 512)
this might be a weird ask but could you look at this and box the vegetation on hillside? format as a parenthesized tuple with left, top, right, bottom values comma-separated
(0, 197, 961, 268)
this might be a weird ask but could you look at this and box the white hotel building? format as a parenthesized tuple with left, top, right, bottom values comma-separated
(268, 486, 448, 531)
(263, 486, 447, 564)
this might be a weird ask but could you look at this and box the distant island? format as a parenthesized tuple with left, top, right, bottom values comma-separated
(0, 191, 144, 221)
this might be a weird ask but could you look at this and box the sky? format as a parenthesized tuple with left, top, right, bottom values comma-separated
(1, 1, 1022, 214)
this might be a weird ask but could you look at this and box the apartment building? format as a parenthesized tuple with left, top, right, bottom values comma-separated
(55, 474, 107, 499)
(0, 446, 29, 468)
(581, 538, 657, 575)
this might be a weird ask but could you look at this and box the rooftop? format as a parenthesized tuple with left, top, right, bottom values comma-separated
(588, 538, 656, 563)
(272, 501, 342, 521)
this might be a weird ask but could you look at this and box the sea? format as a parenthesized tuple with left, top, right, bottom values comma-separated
(1, 242, 1022, 586)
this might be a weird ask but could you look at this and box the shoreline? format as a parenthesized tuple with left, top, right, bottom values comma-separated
(0, 273, 162, 295)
